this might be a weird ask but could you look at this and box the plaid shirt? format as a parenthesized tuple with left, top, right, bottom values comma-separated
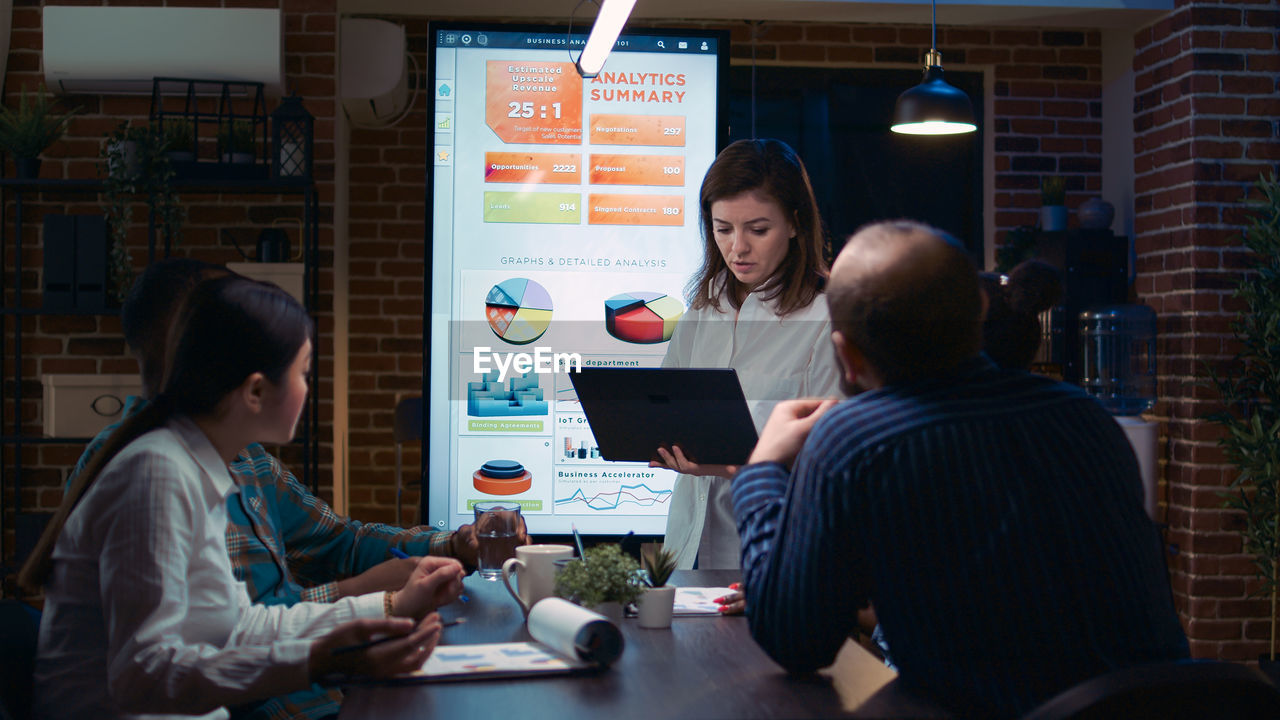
(68, 396, 455, 720)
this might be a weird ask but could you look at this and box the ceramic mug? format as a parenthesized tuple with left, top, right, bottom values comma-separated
(502, 544, 575, 615)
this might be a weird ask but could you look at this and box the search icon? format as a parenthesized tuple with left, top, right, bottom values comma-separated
(657, 40, 665, 49)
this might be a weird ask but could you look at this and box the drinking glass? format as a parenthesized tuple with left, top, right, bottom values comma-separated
(473, 501, 523, 579)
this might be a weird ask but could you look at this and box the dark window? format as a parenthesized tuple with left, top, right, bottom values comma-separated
(729, 66, 984, 259)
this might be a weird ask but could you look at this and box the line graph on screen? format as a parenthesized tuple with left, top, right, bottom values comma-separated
(554, 483, 673, 511)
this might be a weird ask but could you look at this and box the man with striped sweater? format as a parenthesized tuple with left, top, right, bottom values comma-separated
(733, 220, 1188, 718)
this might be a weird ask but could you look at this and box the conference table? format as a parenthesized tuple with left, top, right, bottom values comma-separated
(337, 570, 952, 719)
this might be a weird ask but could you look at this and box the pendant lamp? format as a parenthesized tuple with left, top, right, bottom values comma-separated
(891, 0, 976, 136)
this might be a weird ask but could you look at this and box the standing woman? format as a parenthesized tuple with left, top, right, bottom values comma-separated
(655, 138, 841, 570)
(21, 276, 463, 719)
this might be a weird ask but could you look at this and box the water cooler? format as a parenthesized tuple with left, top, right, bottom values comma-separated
(1079, 305, 1159, 519)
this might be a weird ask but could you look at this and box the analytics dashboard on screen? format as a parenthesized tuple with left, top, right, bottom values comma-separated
(427, 23, 729, 536)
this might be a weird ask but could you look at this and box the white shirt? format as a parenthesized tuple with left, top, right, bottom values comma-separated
(34, 416, 384, 720)
(662, 286, 841, 569)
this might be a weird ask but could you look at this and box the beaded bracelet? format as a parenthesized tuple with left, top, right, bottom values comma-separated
(384, 590, 395, 617)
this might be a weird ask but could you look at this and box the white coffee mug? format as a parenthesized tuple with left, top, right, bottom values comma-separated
(502, 544, 575, 615)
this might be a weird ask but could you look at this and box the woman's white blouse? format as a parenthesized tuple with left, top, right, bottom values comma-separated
(34, 415, 384, 719)
(661, 288, 841, 569)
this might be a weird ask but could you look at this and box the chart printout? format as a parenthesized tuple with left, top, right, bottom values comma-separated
(428, 26, 727, 535)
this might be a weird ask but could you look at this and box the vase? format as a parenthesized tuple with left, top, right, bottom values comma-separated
(590, 601, 624, 624)
(13, 157, 41, 180)
(1040, 205, 1068, 232)
(636, 586, 675, 628)
(1078, 196, 1116, 230)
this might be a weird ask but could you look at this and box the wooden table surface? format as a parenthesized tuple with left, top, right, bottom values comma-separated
(337, 569, 950, 719)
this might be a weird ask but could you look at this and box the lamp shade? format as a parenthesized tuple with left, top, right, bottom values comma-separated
(891, 65, 976, 136)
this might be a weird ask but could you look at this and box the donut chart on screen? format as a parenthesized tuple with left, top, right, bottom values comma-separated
(486, 278, 553, 345)
(604, 291, 684, 344)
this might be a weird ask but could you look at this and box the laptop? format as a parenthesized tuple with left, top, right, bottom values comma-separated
(568, 367, 758, 466)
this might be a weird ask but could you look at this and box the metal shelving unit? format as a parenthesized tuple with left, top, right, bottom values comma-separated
(0, 176, 320, 577)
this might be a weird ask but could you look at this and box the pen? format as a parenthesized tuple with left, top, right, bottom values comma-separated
(329, 618, 467, 656)
(389, 547, 469, 603)
(572, 523, 587, 563)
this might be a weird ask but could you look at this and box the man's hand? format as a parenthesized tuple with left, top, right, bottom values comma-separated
(747, 398, 838, 468)
(334, 557, 419, 598)
(389, 557, 465, 619)
(450, 517, 528, 570)
(309, 615, 441, 682)
(649, 445, 739, 478)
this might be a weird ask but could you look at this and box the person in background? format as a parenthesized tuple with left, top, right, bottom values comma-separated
(734, 220, 1188, 718)
(979, 259, 1063, 371)
(22, 275, 465, 718)
(652, 138, 841, 575)
(63, 259, 523, 720)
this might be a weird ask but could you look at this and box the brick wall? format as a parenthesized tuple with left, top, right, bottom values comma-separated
(345, 17, 431, 525)
(1132, 0, 1280, 661)
(1, 0, 338, 564)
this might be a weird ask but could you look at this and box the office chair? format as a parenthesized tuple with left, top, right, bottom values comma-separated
(1020, 659, 1280, 720)
(393, 396, 424, 525)
(0, 599, 40, 720)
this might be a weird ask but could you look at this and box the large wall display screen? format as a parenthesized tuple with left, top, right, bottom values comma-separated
(427, 24, 728, 535)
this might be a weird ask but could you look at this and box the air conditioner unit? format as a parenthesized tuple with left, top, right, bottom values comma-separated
(340, 18, 409, 126)
(43, 6, 284, 96)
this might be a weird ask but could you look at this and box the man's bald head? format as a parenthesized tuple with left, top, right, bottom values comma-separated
(827, 221, 984, 387)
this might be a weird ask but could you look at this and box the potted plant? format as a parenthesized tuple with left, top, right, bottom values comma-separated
(636, 545, 678, 628)
(554, 543, 642, 623)
(161, 119, 195, 162)
(100, 121, 186, 302)
(0, 84, 81, 179)
(1040, 175, 1068, 232)
(217, 119, 256, 164)
(1208, 172, 1280, 685)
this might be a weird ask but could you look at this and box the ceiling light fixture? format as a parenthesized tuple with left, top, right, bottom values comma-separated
(891, 0, 977, 136)
(573, 0, 637, 78)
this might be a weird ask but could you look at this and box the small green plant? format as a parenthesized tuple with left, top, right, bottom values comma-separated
(217, 119, 256, 156)
(641, 545, 677, 588)
(0, 84, 80, 159)
(161, 118, 194, 155)
(1207, 172, 1280, 662)
(1041, 175, 1067, 206)
(554, 543, 642, 607)
(99, 121, 185, 302)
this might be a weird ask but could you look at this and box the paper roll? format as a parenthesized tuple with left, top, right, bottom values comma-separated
(526, 597, 624, 667)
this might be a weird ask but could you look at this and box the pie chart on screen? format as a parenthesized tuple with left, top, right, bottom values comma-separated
(604, 291, 684, 344)
(485, 278, 553, 345)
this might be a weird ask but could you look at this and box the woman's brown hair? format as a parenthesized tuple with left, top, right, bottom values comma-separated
(688, 138, 829, 314)
(18, 275, 312, 592)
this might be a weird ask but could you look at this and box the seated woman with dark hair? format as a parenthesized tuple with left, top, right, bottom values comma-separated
(22, 275, 464, 719)
(978, 259, 1063, 371)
